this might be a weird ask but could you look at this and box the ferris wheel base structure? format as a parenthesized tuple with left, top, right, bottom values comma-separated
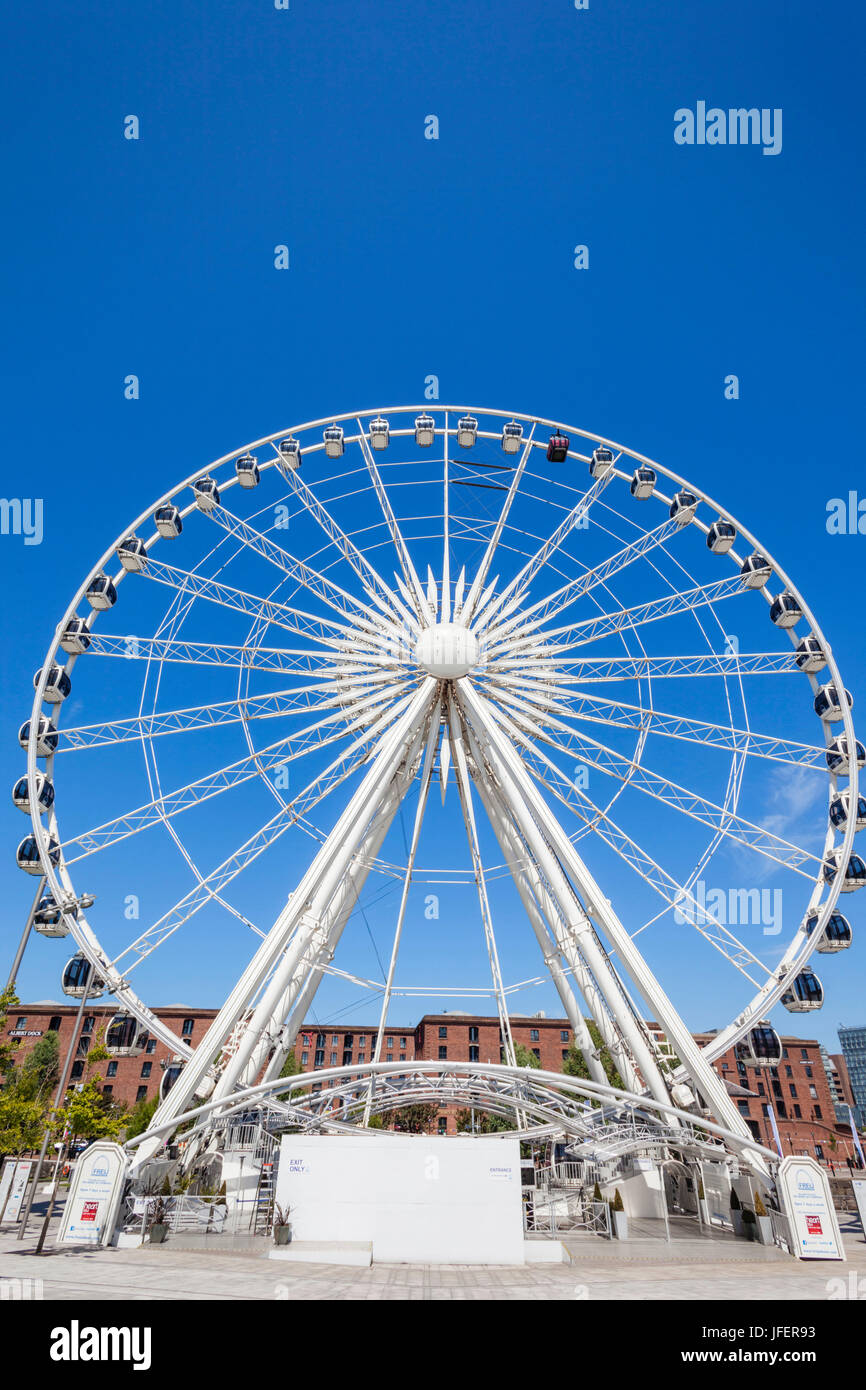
(17, 405, 860, 1221)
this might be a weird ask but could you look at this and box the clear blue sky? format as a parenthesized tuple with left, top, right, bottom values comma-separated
(2, 0, 865, 1053)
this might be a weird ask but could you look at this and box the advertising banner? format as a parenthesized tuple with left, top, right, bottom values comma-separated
(777, 1155, 844, 1261)
(57, 1142, 128, 1247)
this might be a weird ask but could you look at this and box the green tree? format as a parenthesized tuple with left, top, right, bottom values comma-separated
(0, 986, 22, 1081)
(561, 1020, 624, 1091)
(124, 1094, 159, 1140)
(0, 1089, 46, 1158)
(379, 1103, 440, 1133)
(455, 1108, 511, 1134)
(18, 1030, 60, 1099)
(55, 1080, 128, 1143)
(508, 1043, 541, 1070)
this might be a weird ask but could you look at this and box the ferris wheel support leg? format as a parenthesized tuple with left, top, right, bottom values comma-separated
(460, 682, 764, 1165)
(455, 686, 675, 1111)
(470, 767, 613, 1091)
(130, 681, 437, 1167)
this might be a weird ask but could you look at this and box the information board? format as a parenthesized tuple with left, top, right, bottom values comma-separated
(57, 1142, 128, 1246)
(777, 1155, 844, 1261)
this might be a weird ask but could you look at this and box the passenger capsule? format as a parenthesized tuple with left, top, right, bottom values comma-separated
(814, 684, 853, 723)
(61, 952, 105, 1000)
(501, 420, 523, 454)
(826, 736, 866, 776)
(193, 477, 220, 512)
(823, 850, 866, 892)
(105, 1012, 150, 1058)
(456, 415, 478, 449)
(34, 665, 71, 703)
(669, 490, 698, 525)
(160, 1060, 184, 1101)
(17, 834, 60, 874)
(546, 432, 570, 463)
(18, 716, 58, 757)
(117, 536, 148, 572)
(589, 446, 615, 478)
(33, 892, 69, 939)
(235, 453, 260, 488)
(795, 636, 827, 673)
(12, 772, 54, 816)
(415, 414, 436, 447)
(630, 466, 656, 499)
(737, 1025, 782, 1068)
(86, 574, 117, 611)
(323, 424, 345, 458)
(770, 592, 802, 629)
(278, 437, 301, 470)
(154, 504, 183, 538)
(369, 417, 390, 450)
(707, 520, 736, 554)
(60, 618, 92, 655)
(804, 908, 852, 953)
(780, 969, 823, 1013)
(829, 790, 866, 831)
(740, 553, 772, 589)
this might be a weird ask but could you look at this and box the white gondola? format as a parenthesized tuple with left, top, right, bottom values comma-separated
(630, 466, 656, 499)
(829, 790, 866, 831)
(814, 684, 853, 723)
(823, 850, 866, 892)
(12, 772, 54, 816)
(323, 425, 345, 458)
(154, 504, 183, 538)
(669, 490, 698, 525)
(17, 834, 59, 874)
(804, 908, 852, 953)
(737, 1025, 782, 1068)
(826, 736, 866, 776)
(60, 618, 92, 654)
(193, 477, 220, 512)
(18, 716, 58, 757)
(501, 421, 523, 454)
(769, 592, 802, 628)
(369, 417, 390, 450)
(707, 520, 736, 554)
(456, 415, 477, 448)
(117, 535, 148, 572)
(160, 1059, 184, 1101)
(235, 453, 259, 488)
(589, 446, 614, 478)
(86, 574, 117, 611)
(415, 414, 436, 447)
(62, 952, 105, 1000)
(740, 552, 772, 589)
(34, 665, 71, 703)
(780, 969, 824, 1013)
(795, 635, 827, 673)
(33, 892, 69, 939)
(278, 437, 301, 470)
(105, 1012, 150, 1058)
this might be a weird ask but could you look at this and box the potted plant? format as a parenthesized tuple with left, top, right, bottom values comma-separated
(272, 1203, 292, 1246)
(609, 1188, 628, 1240)
(729, 1188, 744, 1237)
(147, 1196, 169, 1244)
(590, 1181, 609, 1233)
(753, 1191, 773, 1246)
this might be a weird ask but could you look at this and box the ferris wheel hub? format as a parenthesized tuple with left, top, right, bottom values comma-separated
(414, 622, 480, 679)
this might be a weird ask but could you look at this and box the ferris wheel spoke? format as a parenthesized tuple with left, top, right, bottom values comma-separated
(133, 556, 354, 651)
(551, 651, 804, 682)
(206, 503, 401, 637)
(487, 515, 682, 645)
(273, 449, 419, 632)
(81, 633, 339, 678)
(356, 422, 429, 621)
(459, 425, 536, 623)
(472, 463, 619, 632)
(489, 574, 747, 659)
(59, 689, 405, 863)
(539, 689, 828, 770)
(483, 685, 823, 878)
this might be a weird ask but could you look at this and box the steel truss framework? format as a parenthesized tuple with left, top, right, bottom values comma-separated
(21, 406, 858, 1175)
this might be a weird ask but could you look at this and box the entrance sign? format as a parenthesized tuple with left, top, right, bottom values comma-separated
(0, 1160, 33, 1223)
(58, 1142, 128, 1246)
(777, 1155, 844, 1261)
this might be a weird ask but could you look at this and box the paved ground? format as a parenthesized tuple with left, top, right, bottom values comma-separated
(1, 1207, 864, 1300)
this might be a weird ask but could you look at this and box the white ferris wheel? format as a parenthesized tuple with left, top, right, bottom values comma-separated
(15, 405, 863, 1157)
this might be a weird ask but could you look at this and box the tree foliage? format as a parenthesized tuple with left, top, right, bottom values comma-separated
(379, 1102, 440, 1133)
(561, 1020, 624, 1091)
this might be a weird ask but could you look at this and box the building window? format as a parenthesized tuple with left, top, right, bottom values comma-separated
(814, 1105, 822, 1120)
(801, 1049, 808, 1061)
(357, 1053, 366, 1064)
(560, 1030, 569, 1042)
(785, 1065, 793, 1077)
(777, 1103, 787, 1119)
(562, 1050, 569, 1061)
(469, 1046, 479, 1062)
(530, 1029, 539, 1042)
(182, 1018, 194, 1037)
(782, 1047, 789, 1059)
(386, 1036, 393, 1048)
(76, 1036, 90, 1057)
(141, 1062, 152, 1078)
(102, 1084, 113, 1097)
(71, 1061, 84, 1079)
(314, 1050, 325, 1066)
(532, 1048, 540, 1059)
(48, 1015, 62, 1032)
(439, 1026, 447, 1039)
(107, 1061, 118, 1078)
(757, 1082, 765, 1095)
(438, 1046, 447, 1060)
(386, 1053, 393, 1063)
(805, 1065, 813, 1077)
(316, 1033, 326, 1048)
(301, 1051, 309, 1065)
(330, 1052, 337, 1065)
(136, 1085, 148, 1103)
(789, 1084, 797, 1098)
(82, 1016, 94, 1033)
(14, 1016, 27, 1030)
(400, 1037, 407, 1048)
(809, 1085, 818, 1099)
(342, 1051, 352, 1067)
(737, 1100, 750, 1114)
(794, 1104, 802, 1118)
(332, 1034, 338, 1045)
(358, 1036, 366, 1047)
(468, 1026, 479, 1043)
(437, 1117, 447, 1135)
(344, 1034, 354, 1048)
(146, 1039, 157, 1054)
(302, 1034, 311, 1047)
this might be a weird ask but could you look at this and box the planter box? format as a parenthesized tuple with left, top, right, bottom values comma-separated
(148, 1224, 168, 1245)
(610, 1210, 629, 1241)
(755, 1215, 774, 1246)
(274, 1225, 292, 1246)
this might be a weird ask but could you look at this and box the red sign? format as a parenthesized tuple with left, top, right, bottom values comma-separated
(81, 1201, 99, 1222)
(805, 1215, 823, 1235)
